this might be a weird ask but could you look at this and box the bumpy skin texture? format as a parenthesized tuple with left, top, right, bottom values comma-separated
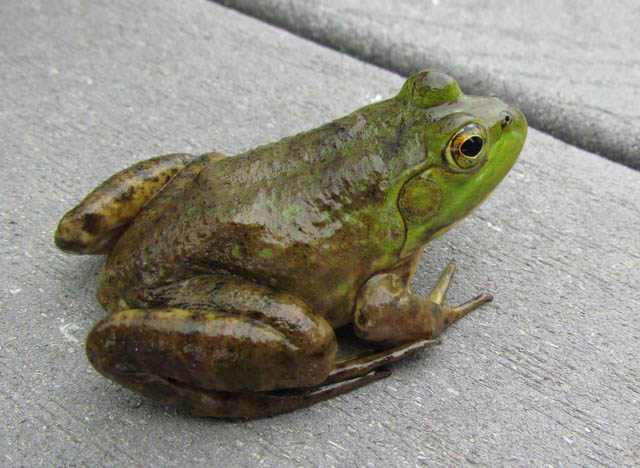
(55, 70, 527, 417)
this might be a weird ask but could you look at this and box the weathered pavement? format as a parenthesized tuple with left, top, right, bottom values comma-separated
(1, 1, 638, 466)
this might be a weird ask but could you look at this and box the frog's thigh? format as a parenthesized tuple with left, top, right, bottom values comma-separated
(55, 153, 197, 254)
(87, 276, 337, 397)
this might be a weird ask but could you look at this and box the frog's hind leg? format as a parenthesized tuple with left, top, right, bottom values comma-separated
(87, 275, 441, 417)
(86, 275, 340, 417)
(187, 339, 439, 417)
(55, 152, 225, 254)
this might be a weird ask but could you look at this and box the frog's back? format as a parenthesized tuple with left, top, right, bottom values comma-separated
(100, 101, 426, 325)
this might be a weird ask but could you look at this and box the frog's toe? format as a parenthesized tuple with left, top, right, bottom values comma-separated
(112, 367, 389, 418)
(427, 261, 457, 305)
(442, 293, 493, 325)
(427, 260, 493, 326)
(251, 369, 390, 417)
(326, 339, 440, 384)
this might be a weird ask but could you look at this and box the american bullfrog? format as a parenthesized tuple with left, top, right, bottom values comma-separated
(55, 70, 526, 417)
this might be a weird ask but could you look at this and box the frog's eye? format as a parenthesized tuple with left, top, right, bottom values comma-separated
(444, 123, 487, 172)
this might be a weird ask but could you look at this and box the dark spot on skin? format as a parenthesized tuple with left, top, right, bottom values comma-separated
(387, 121, 407, 157)
(55, 238, 85, 252)
(325, 121, 347, 134)
(357, 312, 367, 326)
(246, 310, 265, 322)
(385, 119, 414, 162)
(116, 186, 136, 203)
(209, 281, 225, 293)
(82, 213, 105, 235)
(190, 311, 207, 322)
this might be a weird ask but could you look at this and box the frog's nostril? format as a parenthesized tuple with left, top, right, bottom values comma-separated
(501, 113, 512, 129)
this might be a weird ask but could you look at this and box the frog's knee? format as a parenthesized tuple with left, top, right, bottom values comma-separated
(55, 214, 127, 255)
(55, 153, 193, 254)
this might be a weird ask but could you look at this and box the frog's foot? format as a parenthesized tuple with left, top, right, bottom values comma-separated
(209, 339, 440, 417)
(427, 261, 493, 325)
(326, 338, 439, 384)
(90, 361, 389, 419)
(86, 273, 444, 417)
(55, 152, 224, 254)
(355, 259, 493, 345)
(228, 339, 439, 416)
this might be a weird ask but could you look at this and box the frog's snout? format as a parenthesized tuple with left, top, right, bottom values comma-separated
(508, 104, 526, 126)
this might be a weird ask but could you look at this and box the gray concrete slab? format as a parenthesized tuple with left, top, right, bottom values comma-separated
(215, 0, 640, 170)
(1, 0, 638, 467)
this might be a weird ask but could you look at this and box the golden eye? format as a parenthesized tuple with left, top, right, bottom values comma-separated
(444, 123, 487, 171)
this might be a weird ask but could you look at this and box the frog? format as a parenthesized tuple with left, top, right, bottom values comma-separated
(55, 70, 527, 418)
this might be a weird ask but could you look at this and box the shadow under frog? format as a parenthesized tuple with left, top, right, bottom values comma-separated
(55, 70, 527, 417)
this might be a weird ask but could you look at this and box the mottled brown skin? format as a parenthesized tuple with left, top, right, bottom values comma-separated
(55, 70, 527, 417)
(55, 153, 198, 254)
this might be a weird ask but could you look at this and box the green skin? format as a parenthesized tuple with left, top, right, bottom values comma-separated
(55, 70, 527, 418)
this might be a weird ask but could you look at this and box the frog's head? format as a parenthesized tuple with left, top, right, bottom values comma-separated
(395, 70, 527, 256)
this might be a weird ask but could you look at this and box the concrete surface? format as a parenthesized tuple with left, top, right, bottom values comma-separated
(1, 0, 638, 467)
(215, 0, 640, 170)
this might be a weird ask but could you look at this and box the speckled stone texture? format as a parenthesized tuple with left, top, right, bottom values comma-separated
(1, 0, 638, 466)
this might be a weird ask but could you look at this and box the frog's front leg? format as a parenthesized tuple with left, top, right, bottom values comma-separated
(55, 152, 224, 254)
(354, 253, 493, 345)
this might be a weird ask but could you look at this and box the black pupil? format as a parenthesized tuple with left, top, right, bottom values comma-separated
(461, 136, 483, 157)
